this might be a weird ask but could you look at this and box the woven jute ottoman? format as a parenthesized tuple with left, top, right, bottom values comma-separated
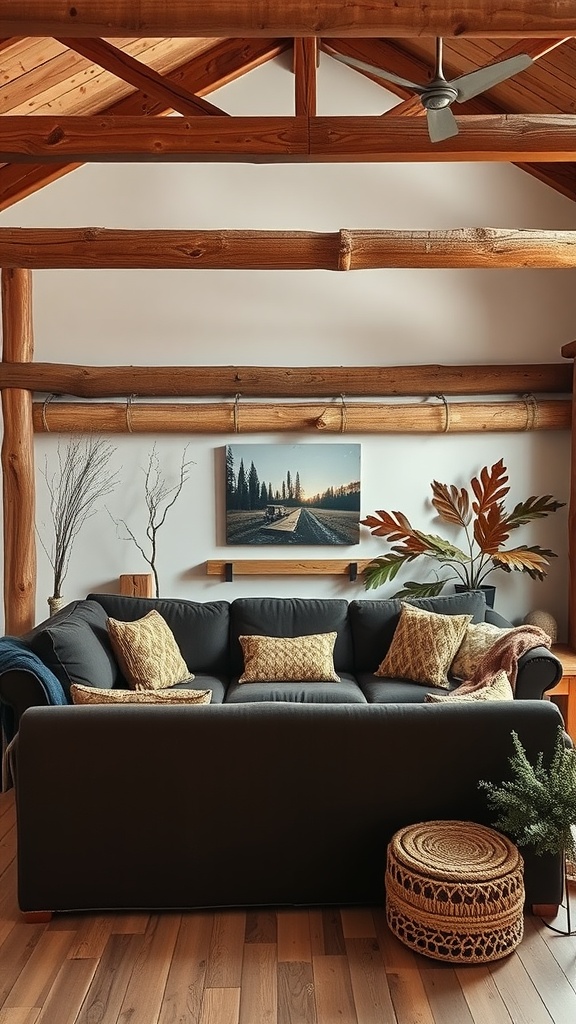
(385, 820, 524, 963)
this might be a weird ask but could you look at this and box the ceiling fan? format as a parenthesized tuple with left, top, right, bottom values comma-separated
(332, 38, 534, 143)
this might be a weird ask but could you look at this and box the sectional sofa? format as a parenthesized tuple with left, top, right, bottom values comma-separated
(1, 590, 566, 917)
(0, 590, 562, 727)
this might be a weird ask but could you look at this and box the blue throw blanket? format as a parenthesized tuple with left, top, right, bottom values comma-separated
(0, 636, 68, 745)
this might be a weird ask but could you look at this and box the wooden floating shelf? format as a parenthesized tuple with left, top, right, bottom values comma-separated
(206, 559, 372, 580)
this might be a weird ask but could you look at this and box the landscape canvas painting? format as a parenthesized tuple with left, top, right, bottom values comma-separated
(225, 444, 361, 545)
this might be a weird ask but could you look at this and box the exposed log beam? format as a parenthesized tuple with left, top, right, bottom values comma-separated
(313, 114, 576, 162)
(0, 227, 574, 270)
(293, 38, 317, 116)
(0, 37, 288, 210)
(0, 115, 307, 162)
(31, 399, 571, 435)
(56, 37, 228, 116)
(1, 363, 570, 398)
(3, 2, 575, 38)
(1, 114, 575, 163)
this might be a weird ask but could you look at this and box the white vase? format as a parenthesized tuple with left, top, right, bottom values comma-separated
(48, 596, 65, 616)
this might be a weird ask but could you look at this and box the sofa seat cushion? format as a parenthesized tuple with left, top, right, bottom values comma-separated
(171, 674, 228, 704)
(27, 599, 121, 699)
(358, 672, 459, 704)
(224, 672, 366, 704)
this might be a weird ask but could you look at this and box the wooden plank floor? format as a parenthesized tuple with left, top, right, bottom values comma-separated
(2, 790, 576, 1024)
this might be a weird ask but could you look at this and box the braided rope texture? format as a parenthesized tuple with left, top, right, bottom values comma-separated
(386, 821, 525, 963)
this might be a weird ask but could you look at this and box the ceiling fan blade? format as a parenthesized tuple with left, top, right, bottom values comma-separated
(331, 52, 425, 93)
(451, 53, 534, 102)
(426, 105, 459, 143)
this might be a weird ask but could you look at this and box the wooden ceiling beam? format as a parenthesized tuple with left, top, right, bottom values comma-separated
(56, 37, 228, 117)
(1, 114, 575, 163)
(293, 38, 317, 116)
(3, 1, 575, 38)
(1, 362, 571, 398)
(0, 227, 574, 270)
(0, 37, 288, 210)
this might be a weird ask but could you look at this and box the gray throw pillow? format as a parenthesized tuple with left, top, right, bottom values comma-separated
(28, 599, 122, 698)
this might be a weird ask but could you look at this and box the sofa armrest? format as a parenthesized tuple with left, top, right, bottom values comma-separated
(483, 607, 562, 700)
(514, 646, 563, 700)
(0, 669, 51, 740)
(484, 608, 513, 628)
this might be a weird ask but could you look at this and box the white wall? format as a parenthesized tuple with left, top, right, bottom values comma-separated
(1, 54, 575, 634)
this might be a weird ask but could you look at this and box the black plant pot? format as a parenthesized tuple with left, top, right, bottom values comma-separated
(454, 584, 496, 609)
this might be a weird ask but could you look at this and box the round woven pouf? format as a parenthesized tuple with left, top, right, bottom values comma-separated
(385, 821, 524, 963)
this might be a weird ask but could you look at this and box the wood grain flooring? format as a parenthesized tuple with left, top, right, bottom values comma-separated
(1, 789, 576, 1024)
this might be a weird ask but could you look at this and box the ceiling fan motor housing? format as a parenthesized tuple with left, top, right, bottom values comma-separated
(423, 84, 459, 110)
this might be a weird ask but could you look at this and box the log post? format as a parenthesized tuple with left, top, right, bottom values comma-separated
(1, 269, 36, 634)
(568, 358, 576, 647)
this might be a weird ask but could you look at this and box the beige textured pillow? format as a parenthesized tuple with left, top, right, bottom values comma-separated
(451, 621, 512, 680)
(375, 602, 472, 688)
(70, 683, 211, 705)
(238, 632, 340, 683)
(425, 671, 514, 703)
(107, 610, 191, 691)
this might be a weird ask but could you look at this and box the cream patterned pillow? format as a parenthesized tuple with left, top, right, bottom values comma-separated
(107, 610, 191, 691)
(425, 671, 514, 703)
(375, 602, 472, 688)
(451, 621, 512, 680)
(70, 683, 211, 705)
(238, 632, 340, 682)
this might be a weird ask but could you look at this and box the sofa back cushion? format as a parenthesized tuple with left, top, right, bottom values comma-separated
(230, 598, 353, 676)
(27, 599, 122, 698)
(87, 594, 231, 675)
(349, 591, 488, 674)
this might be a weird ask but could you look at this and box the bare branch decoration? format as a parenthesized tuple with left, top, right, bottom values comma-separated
(109, 443, 193, 598)
(38, 437, 120, 601)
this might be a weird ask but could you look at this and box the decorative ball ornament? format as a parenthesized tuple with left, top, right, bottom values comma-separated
(522, 610, 558, 645)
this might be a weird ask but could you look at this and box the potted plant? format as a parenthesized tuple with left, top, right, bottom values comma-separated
(479, 727, 576, 934)
(360, 459, 564, 601)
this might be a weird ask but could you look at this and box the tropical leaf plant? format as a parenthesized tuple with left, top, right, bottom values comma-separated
(361, 459, 565, 597)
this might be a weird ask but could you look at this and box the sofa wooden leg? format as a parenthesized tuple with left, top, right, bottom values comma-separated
(531, 904, 560, 918)
(21, 911, 53, 924)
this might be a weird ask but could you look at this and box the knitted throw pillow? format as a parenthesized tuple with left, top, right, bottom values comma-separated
(238, 632, 340, 682)
(451, 621, 513, 680)
(425, 670, 514, 703)
(107, 610, 191, 691)
(70, 683, 211, 705)
(375, 602, 472, 688)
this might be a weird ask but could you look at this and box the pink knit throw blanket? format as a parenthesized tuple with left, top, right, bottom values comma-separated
(451, 623, 552, 696)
